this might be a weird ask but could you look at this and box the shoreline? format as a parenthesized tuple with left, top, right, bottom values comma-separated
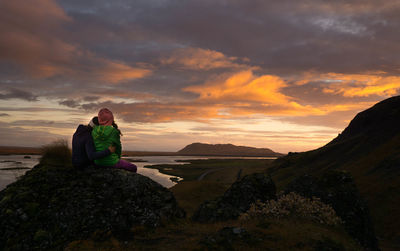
(0, 146, 283, 158)
(144, 158, 276, 182)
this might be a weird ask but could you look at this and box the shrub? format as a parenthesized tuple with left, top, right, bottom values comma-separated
(40, 139, 71, 166)
(240, 192, 342, 226)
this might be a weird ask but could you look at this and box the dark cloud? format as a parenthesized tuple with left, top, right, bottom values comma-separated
(59, 99, 80, 108)
(0, 113, 10, 117)
(0, 0, 151, 83)
(3, 0, 400, 100)
(83, 96, 100, 101)
(0, 122, 67, 147)
(66, 1, 389, 74)
(0, 107, 72, 112)
(190, 125, 336, 136)
(10, 120, 77, 129)
(12, 120, 55, 126)
(1, 0, 400, 152)
(80, 101, 216, 123)
(51, 0, 400, 79)
(0, 88, 38, 101)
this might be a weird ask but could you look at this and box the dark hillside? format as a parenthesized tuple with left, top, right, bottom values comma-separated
(332, 96, 400, 144)
(269, 95, 400, 248)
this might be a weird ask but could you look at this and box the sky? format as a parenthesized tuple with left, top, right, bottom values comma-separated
(1, 0, 400, 153)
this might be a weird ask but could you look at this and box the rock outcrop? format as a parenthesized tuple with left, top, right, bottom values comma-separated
(284, 171, 378, 250)
(0, 164, 185, 250)
(269, 95, 400, 246)
(192, 173, 276, 222)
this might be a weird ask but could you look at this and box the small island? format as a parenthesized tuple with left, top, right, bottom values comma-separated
(177, 143, 283, 157)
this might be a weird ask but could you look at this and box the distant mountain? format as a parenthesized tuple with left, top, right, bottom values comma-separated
(270, 95, 400, 248)
(177, 143, 283, 157)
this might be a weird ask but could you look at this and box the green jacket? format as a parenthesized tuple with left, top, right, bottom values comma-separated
(91, 125, 122, 166)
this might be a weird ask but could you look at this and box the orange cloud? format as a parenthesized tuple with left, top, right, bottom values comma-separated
(161, 47, 254, 70)
(180, 70, 381, 119)
(0, 0, 71, 25)
(183, 70, 328, 116)
(0, 0, 74, 77)
(88, 58, 151, 84)
(0, 0, 151, 83)
(79, 69, 381, 124)
(184, 70, 289, 103)
(295, 72, 400, 97)
(322, 74, 400, 97)
(84, 97, 375, 126)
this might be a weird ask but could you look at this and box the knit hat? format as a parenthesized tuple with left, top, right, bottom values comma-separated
(98, 108, 114, 126)
(88, 116, 99, 128)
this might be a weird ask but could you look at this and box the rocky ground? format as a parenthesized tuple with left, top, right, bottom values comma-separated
(0, 141, 372, 250)
(0, 163, 185, 250)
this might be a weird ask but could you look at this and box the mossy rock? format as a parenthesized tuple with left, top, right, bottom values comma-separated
(192, 173, 276, 222)
(0, 164, 185, 250)
(285, 170, 378, 250)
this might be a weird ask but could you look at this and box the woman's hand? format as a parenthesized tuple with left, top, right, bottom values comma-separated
(108, 145, 116, 153)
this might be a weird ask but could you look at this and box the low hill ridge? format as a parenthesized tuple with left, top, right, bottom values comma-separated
(177, 143, 283, 157)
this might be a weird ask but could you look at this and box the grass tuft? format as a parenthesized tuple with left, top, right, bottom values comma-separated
(40, 139, 72, 167)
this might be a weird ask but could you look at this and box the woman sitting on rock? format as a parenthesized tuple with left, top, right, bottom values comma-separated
(91, 108, 137, 172)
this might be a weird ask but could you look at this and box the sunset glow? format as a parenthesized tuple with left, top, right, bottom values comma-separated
(1, 0, 400, 153)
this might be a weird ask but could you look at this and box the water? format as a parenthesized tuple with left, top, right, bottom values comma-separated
(123, 156, 197, 188)
(0, 155, 41, 191)
(0, 155, 186, 191)
(0, 155, 276, 191)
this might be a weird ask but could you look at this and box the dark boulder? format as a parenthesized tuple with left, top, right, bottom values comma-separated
(284, 170, 378, 250)
(192, 173, 276, 222)
(0, 164, 185, 250)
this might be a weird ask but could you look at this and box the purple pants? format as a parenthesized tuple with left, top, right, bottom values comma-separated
(114, 159, 137, 172)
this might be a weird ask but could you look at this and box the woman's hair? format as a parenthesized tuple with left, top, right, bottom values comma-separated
(88, 116, 99, 131)
(112, 121, 123, 136)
